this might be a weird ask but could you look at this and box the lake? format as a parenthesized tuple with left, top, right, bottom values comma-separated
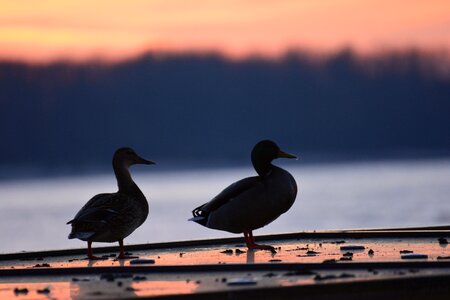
(0, 158, 449, 253)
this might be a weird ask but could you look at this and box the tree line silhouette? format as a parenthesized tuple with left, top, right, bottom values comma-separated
(0, 49, 449, 173)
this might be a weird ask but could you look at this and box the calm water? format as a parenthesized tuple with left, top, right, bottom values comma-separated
(0, 159, 449, 253)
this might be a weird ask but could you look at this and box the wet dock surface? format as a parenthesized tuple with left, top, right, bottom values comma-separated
(1, 228, 449, 299)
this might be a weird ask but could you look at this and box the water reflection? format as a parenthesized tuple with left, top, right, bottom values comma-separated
(132, 280, 198, 297)
(70, 279, 136, 299)
(1, 237, 448, 298)
(247, 250, 255, 264)
(0, 282, 71, 300)
(2, 237, 449, 272)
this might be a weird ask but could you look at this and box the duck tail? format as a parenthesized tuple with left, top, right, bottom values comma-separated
(188, 205, 209, 226)
(68, 231, 95, 240)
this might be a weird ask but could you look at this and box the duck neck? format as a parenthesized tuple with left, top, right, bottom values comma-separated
(113, 162, 141, 196)
(252, 157, 274, 177)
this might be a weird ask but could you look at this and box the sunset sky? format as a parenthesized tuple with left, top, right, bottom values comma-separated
(0, 0, 449, 63)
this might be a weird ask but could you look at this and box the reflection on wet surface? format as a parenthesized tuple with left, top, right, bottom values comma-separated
(1, 237, 449, 270)
(70, 278, 198, 299)
(0, 235, 449, 299)
(132, 281, 198, 298)
(0, 282, 72, 300)
(0, 276, 199, 299)
(1, 268, 450, 299)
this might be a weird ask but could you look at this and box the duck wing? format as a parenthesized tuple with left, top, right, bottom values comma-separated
(67, 192, 141, 240)
(67, 193, 130, 225)
(191, 176, 261, 222)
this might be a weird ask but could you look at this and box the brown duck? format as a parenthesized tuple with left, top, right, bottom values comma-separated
(67, 147, 154, 259)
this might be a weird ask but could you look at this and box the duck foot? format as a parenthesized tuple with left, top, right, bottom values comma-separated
(117, 239, 138, 259)
(86, 241, 107, 260)
(244, 231, 276, 252)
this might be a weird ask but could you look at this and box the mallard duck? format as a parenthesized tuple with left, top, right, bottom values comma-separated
(67, 147, 154, 259)
(190, 140, 297, 250)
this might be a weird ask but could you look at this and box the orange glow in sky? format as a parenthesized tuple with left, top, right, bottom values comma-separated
(0, 0, 449, 63)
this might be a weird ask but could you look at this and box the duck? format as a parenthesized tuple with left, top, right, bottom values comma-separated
(190, 140, 297, 250)
(67, 147, 154, 259)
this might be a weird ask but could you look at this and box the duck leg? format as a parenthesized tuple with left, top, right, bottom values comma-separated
(117, 239, 138, 259)
(243, 231, 275, 251)
(87, 241, 105, 260)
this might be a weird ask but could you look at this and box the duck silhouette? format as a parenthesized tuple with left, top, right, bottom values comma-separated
(67, 147, 154, 259)
(190, 140, 297, 250)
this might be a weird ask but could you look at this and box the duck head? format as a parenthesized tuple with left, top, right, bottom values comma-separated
(113, 147, 155, 168)
(251, 140, 297, 176)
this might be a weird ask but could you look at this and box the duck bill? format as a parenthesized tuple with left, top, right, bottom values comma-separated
(137, 156, 156, 165)
(278, 150, 297, 159)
